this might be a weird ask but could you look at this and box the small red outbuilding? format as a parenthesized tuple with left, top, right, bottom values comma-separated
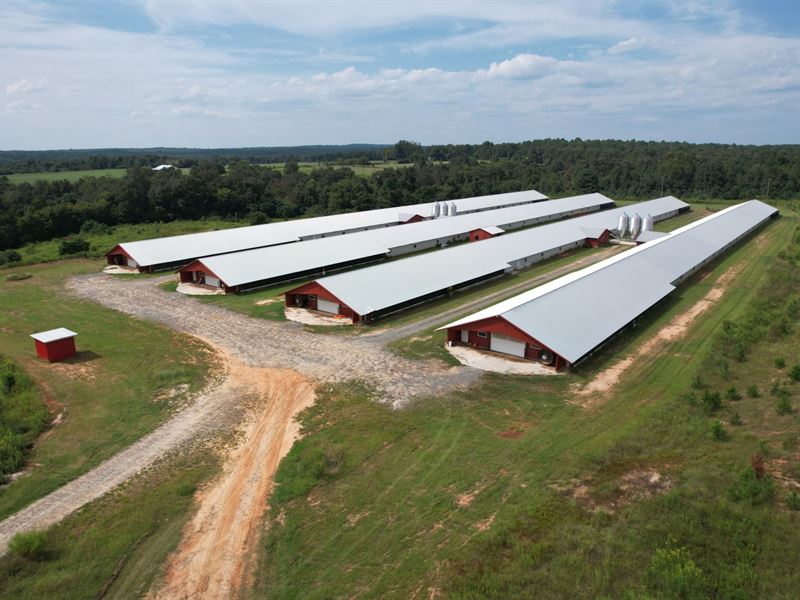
(30, 328, 78, 363)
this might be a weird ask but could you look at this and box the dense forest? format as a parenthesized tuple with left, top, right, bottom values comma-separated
(1, 139, 798, 252)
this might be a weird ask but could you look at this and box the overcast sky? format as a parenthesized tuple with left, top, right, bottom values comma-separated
(2, 0, 799, 150)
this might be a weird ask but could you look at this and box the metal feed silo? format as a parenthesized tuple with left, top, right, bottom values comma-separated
(618, 213, 630, 237)
(629, 213, 642, 238)
(441, 202, 449, 217)
(643, 213, 654, 232)
(450, 202, 458, 216)
(433, 201, 441, 218)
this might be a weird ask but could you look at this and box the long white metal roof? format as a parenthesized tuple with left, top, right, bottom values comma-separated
(315, 196, 689, 315)
(193, 193, 612, 287)
(114, 189, 547, 267)
(441, 200, 777, 363)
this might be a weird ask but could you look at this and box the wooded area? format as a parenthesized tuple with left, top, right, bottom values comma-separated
(1, 139, 798, 252)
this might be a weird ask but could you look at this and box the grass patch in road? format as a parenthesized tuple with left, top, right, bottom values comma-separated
(0, 447, 219, 600)
(251, 215, 800, 598)
(5, 219, 245, 268)
(0, 260, 215, 519)
(184, 280, 314, 321)
(387, 327, 460, 366)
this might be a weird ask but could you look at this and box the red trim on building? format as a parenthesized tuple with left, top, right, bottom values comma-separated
(585, 229, 610, 247)
(401, 214, 426, 224)
(468, 228, 503, 242)
(284, 281, 363, 323)
(178, 260, 228, 289)
(105, 244, 136, 266)
(34, 337, 76, 362)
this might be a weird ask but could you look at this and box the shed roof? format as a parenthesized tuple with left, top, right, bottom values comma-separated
(441, 200, 777, 363)
(30, 328, 78, 344)
(189, 193, 612, 287)
(112, 189, 547, 267)
(476, 226, 506, 235)
(314, 196, 688, 316)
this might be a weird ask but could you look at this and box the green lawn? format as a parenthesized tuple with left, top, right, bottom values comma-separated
(0, 260, 215, 519)
(5, 218, 245, 267)
(0, 446, 220, 600)
(4, 168, 192, 184)
(250, 215, 800, 598)
(258, 160, 415, 177)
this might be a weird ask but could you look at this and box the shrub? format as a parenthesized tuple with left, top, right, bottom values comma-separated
(728, 467, 774, 505)
(770, 381, 783, 397)
(0, 249, 22, 265)
(702, 390, 722, 413)
(8, 531, 48, 560)
(774, 357, 786, 369)
(58, 237, 90, 256)
(647, 546, 706, 600)
(79, 219, 111, 235)
(789, 364, 800, 382)
(725, 387, 741, 401)
(176, 482, 196, 497)
(776, 396, 792, 415)
(711, 420, 727, 441)
(746, 384, 760, 398)
(788, 491, 800, 511)
(5, 273, 32, 282)
(730, 412, 743, 426)
(691, 375, 705, 390)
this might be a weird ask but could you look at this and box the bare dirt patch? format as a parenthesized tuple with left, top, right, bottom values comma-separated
(150, 364, 315, 600)
(176, 282, 225, 296)
(255, 297, 279, 306)
(552, 468, 673, 513)
(572, 264, 744, 405)
(447, 345, 561, 376)
(456, 483, 487, 508)
(284, 306, 352, 326)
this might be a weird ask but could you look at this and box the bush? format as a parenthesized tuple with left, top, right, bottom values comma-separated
(730, 412, 743, 426)
(0, 249, 22, 265)
(647, 546, 706, 600)
(725, 387, 742, 401)
(776, 396, 792, 415)
(788, 491, 800, 511)
(711, 420, 727, 441)
(79, 219, 111, 235)
(58, 237, 90, 256)
(728, 467, 774, 505)
(176, 482, 196, 497)
(691, 375, 705, 390)
(8, 531, 48, 560)
(770, 381, 784, 397)
(746, 384, 760, 398)
(774, 357, 786, 369)
(5, 273, 32, 281)
(702, 390, 722, 413)
(789, 364, 800, 382)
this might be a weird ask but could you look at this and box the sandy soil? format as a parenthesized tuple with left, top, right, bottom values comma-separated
(446, 345, 561, 376)
(573, 264, 743, 403)
(103, 265, 138, 275)
(176, 283, 225, 296)
(284, 306, 352, 326)
(151, 363, 315, 600)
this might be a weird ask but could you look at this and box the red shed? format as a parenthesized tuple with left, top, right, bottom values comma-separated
(30, 328, 78, 363)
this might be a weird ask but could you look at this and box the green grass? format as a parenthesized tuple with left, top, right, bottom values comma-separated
(5, 167, 191, 184)
(192, 280, 314, 321)
(0, 260, 215, 519)
(5, 219, 244, 267)
(0, 447, 219, 599)
(258, 160, 415, 177)
(250, 216, 800, 598)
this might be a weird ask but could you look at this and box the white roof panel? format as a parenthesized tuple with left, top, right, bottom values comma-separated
(317, 196, 689, 315)
(194, 193, 612, 287)
(30, 328, 78, 343)
(442, 200, 777, 363)
(114, 189, 547, 267)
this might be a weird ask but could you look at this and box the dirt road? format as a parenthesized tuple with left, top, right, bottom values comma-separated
(150, 364, 314, 600)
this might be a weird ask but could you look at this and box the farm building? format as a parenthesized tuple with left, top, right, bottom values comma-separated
(440, 200, 778, 370)
(30, 328, 78, 362)
(105, 189, 547, 272)
(469, 226, 506, 241)
(284, 196, 689, 323)
(178, 193, 613, 293)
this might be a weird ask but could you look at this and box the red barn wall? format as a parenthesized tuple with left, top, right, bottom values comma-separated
(35, 338, 76, 362)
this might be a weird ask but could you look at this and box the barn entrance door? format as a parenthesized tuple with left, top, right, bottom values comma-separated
(317, 298, 340, 314)
(490, 333, 526, 358)
(460, 330, 469, 343)
(205, 276, 221, 288)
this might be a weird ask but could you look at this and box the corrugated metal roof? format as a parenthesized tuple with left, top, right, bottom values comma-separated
(115, 189, 547, 267)
(635, 230, 668, 242)
(441, 200, 777, 363)
(193, 193, 612, 287)
(478, 226, 506, 235)
(30, 328, 78, 343)
(316, 196, 689, 315)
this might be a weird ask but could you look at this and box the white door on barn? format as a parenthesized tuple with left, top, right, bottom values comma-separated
(126, 258, 138, 268)
(490, 333, 526, 358)
(205, 276, 221, 288)
(460, 330, 469, 343)
(317, 298, 340, 314)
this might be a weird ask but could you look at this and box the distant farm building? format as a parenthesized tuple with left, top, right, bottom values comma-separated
(30, 328, 77, 362)
(469, 226, 505, 241)
(285, 196, 688, 324)
(105, 189, 548, 272)
(152, 164, 176, 171)
(177, 193, 612, 293)
(441, 200, 778, 370)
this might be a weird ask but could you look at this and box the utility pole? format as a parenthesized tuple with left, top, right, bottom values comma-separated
(660, 176, 664, 197)
(765, 177, 771, 201)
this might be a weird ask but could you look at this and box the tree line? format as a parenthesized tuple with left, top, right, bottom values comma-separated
(1, 139, 797, 252)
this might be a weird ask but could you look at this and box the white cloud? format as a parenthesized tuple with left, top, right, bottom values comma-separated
(5, 77, 46, 94)
(608, 37, 644, 55)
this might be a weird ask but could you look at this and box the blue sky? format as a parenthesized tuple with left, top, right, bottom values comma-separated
(1, 0, 799, 149)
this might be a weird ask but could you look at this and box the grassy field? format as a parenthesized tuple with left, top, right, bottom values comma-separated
(250, 215, 800, 598)
(0, 446, 220, 599)
(4, 167, 192, 184)
(258, 160, 415, 177)
(0, 260, 215, 519)
(4, 218, 244, 267)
